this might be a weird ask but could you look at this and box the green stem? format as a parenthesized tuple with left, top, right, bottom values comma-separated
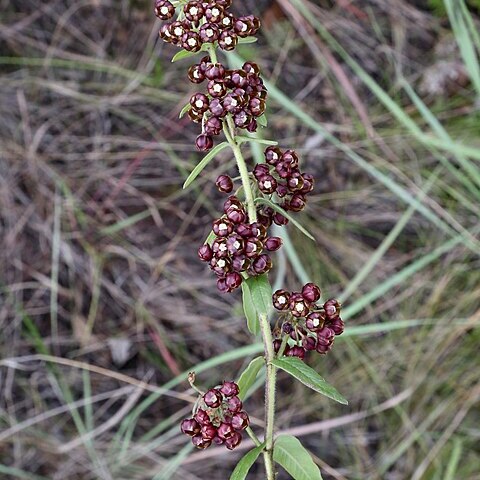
(207, 42, 276, 479)
(259, 313, 276, 480)
(222, 118, 257, 223)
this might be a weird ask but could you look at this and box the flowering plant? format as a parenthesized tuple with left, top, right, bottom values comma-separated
(154, 1, 348, 478)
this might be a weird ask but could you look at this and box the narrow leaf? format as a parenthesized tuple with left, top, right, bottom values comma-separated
(255, 198, 315, 241)
(237, 136, 278, 146)
(246, 274, 272, 317)
(230, 443, 265, 480)
(237, 36, 258, 44)
(204, 229, 216, 245)
(179, 103, 191, 119)
(242, 282, 260, 335)
(257, 113, 268, 127)
(273, 435, 323, 480)
(183, 142, 229, 189)
(171, 49, 201, 63)
(271, 357, 348, 404)
(237, 356, 264, 401)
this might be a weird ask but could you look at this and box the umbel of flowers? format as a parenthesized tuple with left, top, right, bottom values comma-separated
(153, 0, 345, 464)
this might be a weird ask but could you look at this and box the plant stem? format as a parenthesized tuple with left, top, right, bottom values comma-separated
(259, 313, 277, 480)
(222, 117, 257, 223)
(223, 112, 276, 479)
(209, 43, 276, 478)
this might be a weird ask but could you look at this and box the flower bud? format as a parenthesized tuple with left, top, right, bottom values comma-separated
(181, 418, 201, 436)
(215, 174, 233, 193)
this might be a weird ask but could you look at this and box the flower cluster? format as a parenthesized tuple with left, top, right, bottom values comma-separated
(155, 0, 260, 53)
(187, 58, 267, 151)
(181, 381, 250, 450)
(198, 195, 283, 292)
(254, 146, 314, 216)
(272, 283, 344, 359)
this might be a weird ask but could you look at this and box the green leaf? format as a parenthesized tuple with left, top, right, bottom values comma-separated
(273, 435, 323, 480)
(257, 114, 268, 127)
(237, 356, 264, 401)
(237, 36, 258, 44)
(204, 229, 216, 245)
(171, 49, 201, 63)
(229, 443, 265, 480)
(179, 103, 191, 119)
(254, 198, 315, 241)
(236, 136, 278, 146)
(242, 282, 260, 335)
(271, 357, 348, 405)
(183, 142, 229, 189)
(245, 274, 272, 317)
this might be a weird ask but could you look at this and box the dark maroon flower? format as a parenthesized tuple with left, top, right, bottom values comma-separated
(154, 0, 175, 20)
(184, 1, 204, 21)
(201, 422, 218, 440)
(329, 317, 345, 335)
(227, 395, 243, 413)
(220, 381, 239, 397)
(251, 254, 272, 274)
(258, 175, 277, 194)
(219, 30, 238, 50)
(272, 289, 290, 311)
(215, 174, 233, 193)
(205, 63, 226, 80)
(209, 98, 225, 116)
(282, 322, 293, 334)
(226, 235, 244, 255)
(194, 409, 211, 426)
(188, 64, 205, 83)
(204, 116, 222, 135)
(225, 431, 242, 450)
(226, 272, 242, 290)
(289, 293, 309, 317)
(265, 236, 283, 251)
(281, 149, 299, 168)
(205, 4, 224, 22)
(276, 184, 289, 198)
(236, 223, 253, 237)
(217, 422, 236, 440)
(273, 212, 289, 226)
(286, 346, 306, 360)
(302, 336, 317, 351)
(231, 411, 249, 430)
(287, 173, 304, 192)
(199, 23, 220, 43)
(204, 388, 222, 408)
(190, 93, 209, 113)
(196, 134, 213, 151)
(288, 194, 306, 212)
(248, 97, 266, 116)
(217, 277, 229, 293)
(198, 244, 213, 262)
(305, 312, 325, 332)
(243, 61, 260, 75)
(232, 256, 249, 272)
(253, 163, 270, 180)
(182, 31, 202, 52)
(264, 146, 281, 165)
(212, 218, 233, 237)
(181, 418, 201, 436)
(273, 339, 282, 353)
(324, 298, 341, 319)
(316, 326, 335, 354)
(192, 434, 212, 449)
(302, 283, 321, 303)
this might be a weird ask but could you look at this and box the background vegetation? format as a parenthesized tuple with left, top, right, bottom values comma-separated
(1, 0, 479, 478)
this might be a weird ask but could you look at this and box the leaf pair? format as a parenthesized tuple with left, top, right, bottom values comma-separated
(230, 435, 323, 480)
